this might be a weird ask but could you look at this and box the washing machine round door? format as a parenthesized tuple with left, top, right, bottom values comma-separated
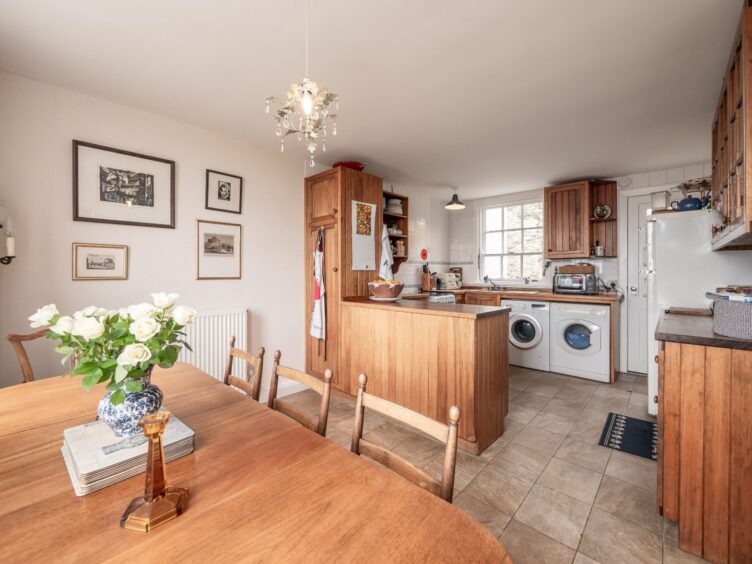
(560, 321, 601, 355)
(509, 314, 543, 349)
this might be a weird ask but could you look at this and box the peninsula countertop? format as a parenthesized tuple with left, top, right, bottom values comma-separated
(655, 310, 752, 351)
(342, 296, 510, 319)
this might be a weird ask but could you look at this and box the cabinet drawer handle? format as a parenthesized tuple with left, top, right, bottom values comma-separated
(332, 267, 338, 272)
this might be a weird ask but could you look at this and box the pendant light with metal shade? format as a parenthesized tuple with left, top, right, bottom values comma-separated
(445, 187, 466, 210)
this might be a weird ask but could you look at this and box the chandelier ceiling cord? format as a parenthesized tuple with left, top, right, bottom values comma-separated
(265, 0, 339, 167)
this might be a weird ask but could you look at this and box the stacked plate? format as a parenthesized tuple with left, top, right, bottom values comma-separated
(385, 198, 403, 215)
(61, 411, 195, 496)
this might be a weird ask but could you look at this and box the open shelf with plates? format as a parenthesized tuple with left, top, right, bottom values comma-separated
(382, 190, 409, 273)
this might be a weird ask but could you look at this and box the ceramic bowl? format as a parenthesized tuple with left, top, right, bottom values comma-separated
(368, 281, 404, 298)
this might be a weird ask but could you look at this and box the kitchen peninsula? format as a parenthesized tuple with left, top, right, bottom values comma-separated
(340, 297, 510, 454)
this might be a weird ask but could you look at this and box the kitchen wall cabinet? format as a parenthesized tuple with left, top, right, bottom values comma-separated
(544, 180, 618, 259)
(544, 181, 591, 258)
(711, 2, 752, 249)
(304, 167, 383, 387)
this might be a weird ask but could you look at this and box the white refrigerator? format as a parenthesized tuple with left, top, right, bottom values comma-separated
(646, 210, 752, 415)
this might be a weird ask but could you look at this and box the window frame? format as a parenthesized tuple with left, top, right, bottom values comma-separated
(479, 199, 544, 282)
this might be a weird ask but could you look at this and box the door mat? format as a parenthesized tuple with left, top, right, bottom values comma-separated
(598, 412, 657, 460)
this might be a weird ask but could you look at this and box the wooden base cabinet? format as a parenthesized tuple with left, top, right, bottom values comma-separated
(657, 340, 752, 563)
(305, 167, 383, 387)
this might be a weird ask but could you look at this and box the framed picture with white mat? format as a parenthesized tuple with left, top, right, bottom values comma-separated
(196, 220, 242, 280)
(72, 140, 175, 228)
(72, 243, 129, 281)
(205, 169, 242, 214)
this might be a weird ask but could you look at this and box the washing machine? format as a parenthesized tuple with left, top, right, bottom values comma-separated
(550, 302, 610, 382)
(502, 299, 550, 371)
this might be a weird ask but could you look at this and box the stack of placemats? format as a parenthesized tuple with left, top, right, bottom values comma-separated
(60, 412, 194, 496)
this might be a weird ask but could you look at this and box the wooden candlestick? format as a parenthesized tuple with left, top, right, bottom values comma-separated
(120, 411, 189, 532)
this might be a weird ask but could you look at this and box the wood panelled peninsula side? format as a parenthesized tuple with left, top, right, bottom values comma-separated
(655, 312, 752, 563)
(340, 298, 509, 455)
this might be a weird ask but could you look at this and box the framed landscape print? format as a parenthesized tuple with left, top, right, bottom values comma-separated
(73, 140, 175, 228)
(72, 243, 129, 281)
(196, 220, 242, 280)
(205, 169, 243, 214)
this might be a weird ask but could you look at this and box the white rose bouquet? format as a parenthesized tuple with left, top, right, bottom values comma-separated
(29, 293, 195, 405)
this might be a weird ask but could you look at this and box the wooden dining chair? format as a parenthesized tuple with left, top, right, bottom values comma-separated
(351, 373, 461, 503)
(6, 329, 48, 383)
(223, 336, 265, 401)
(267, 350, 333, 436)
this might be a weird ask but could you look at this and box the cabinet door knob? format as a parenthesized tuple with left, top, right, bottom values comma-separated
(654, 355, 659, 363)
(332, 208, 337, 215)
(332, 266, 338, 272)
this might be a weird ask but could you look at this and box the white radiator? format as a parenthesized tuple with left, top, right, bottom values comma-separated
(177, 309, 248, 381)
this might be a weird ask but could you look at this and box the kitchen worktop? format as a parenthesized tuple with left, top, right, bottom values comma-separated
(342, 296, 510, 319)
(403, 288, 621, 304)
(655, 311, 752, 350)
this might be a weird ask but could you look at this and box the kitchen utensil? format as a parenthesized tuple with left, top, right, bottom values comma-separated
(368, 280, 404, 299)
(593, 204, 612, 220)
(675, 196, 703, 211)
(651, 190, 672, 211)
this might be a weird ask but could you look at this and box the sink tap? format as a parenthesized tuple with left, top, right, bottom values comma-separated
(483, 275, 501, 290)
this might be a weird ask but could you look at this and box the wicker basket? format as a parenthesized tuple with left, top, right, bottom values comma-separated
(706, 292, 752, 340)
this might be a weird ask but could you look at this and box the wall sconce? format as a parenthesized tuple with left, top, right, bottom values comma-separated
(0, 202, 16, 265)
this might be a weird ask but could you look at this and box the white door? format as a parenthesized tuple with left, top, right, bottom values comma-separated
(627, 195, 651, 373)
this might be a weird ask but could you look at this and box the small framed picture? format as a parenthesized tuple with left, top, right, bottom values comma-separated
(196, 220, 242, 280)
(72, 243, 129, 281)
(205, 169, 243, 214)
(73, 140, 175, 228)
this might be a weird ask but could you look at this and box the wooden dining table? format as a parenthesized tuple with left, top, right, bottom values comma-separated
(0, 363, 511, 562)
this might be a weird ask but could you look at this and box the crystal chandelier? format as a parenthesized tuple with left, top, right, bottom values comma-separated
(265, 0, 338, 167)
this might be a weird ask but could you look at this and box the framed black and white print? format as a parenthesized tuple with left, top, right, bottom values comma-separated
(205, 169, 243, 214)
(72, 243, 129, 280)
(73, 140, 175, 228)
(196, 219, 242, 280)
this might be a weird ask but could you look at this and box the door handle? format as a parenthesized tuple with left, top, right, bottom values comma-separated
(629, 286, 638, 295)
(641, 270, 648, 298)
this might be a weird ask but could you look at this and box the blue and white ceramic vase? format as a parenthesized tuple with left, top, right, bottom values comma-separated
(97, 367, 163, 437)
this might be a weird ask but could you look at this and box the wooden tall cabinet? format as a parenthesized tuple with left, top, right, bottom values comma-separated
(304, 167, 383, 389)
(544, 181, 591, 258)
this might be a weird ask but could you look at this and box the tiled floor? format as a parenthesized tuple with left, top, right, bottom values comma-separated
(285, 366, 707, 564)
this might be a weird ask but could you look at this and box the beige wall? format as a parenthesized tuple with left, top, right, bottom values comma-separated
(0, 72, 304, 392)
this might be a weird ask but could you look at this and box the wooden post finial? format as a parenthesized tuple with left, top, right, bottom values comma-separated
(323, 369, 333, 383)
(449, 406, 460, 425)
(358, 373, 368, 389)
(274, 350, 282, 362)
